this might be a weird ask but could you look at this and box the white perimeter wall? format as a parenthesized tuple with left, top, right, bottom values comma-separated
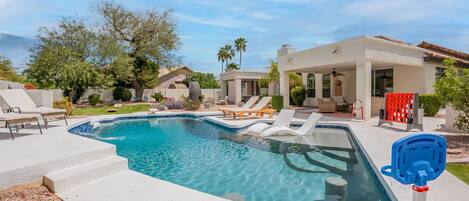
(142, 88, 220, 102)
(0, 80, 24, 89)
(393, 65, 426, 94)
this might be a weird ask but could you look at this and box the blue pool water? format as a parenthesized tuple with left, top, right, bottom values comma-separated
(71, 116, 390, 201)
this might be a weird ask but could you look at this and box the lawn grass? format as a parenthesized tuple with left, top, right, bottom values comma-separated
(72, 104, 150, 116)
(447, 164, 469, 185)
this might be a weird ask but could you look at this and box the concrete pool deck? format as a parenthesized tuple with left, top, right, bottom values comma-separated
(0, 111, 468, 201)
(0, 115, 227, 201)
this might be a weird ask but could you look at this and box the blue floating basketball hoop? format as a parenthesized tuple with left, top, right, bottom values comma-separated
(381, 133, 446, 201)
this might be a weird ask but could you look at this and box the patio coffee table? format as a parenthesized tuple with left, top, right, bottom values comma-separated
(337, 103, 352, 112)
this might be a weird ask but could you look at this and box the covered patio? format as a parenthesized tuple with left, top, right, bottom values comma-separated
(219, 70, 267, 104)
(277, 36, 435, 119)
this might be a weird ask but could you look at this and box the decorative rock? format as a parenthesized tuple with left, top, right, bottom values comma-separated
(188, 81, 201, 102)
(325, 177, 347, 200)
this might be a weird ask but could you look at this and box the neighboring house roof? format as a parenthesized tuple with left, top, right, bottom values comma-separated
(374, 36, 469, 68)
(158, 66, 194, 84)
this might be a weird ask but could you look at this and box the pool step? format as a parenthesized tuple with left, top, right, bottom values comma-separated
(43, 156, 128, 193)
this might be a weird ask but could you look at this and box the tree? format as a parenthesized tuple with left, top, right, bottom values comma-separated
(259, 60, 280, 95)
(217, 47, 226, 74)
(226, 63, 239, 72)
(0, 57, 24, 82)
(234, 37, 247, 69)
(434, 58, 469, 131)
(183, 72, 220, 89)
(25, 19, 104, 102)
(288, 72, 303, 88)
(98, 2, 180, 98)
(223, 45, 235, 68)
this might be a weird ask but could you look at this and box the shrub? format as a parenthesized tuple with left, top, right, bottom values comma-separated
(151, 92, 164, 102)
(182, 96, 200, 110)
(290, 86, 306, 106)
(121, 90, 132, 101)
(88, 94, 101, 106)
(53, 97, 74, 115)
(435, 58, 469, 131)
(113, 87, 132, 101)
(167, 100, 184, 109)
(419, 94, 442, 117)
(272, 95, 283, 112)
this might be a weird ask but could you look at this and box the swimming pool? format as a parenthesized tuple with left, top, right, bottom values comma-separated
(70, 116, 390, 201)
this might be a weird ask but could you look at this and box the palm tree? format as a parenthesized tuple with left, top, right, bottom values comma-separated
(223, 44, 235, 69)
(234, 38, 247, 69)
(217, 47, 226, 74)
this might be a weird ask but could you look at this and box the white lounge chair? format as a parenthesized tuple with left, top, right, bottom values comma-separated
(225, 96, 272, 120)
(261, 112, 322, 137)
(0, 108, 42, 140)
(0, 89, 68, 128)
(246, 109, 295, 134)
(218, 96, 259, 117)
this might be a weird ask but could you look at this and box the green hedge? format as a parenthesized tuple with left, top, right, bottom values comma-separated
(419, 94, 442, 117)
(272, 95, 283, 112)
(290, 86, 306, 106)
(113, 87, 132, 101)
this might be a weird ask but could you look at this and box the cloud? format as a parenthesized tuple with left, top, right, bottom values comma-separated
(174, 13, 249, 28)
(261, 0, 315, 3)
(249, 11, 276, 20)
(345, 0, 464, 23)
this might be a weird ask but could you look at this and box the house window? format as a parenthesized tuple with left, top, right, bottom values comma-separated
(322, 74, 331, 98)
(371, 68, 393, 97)
(435, 67, 446, 80)
(306, 73, 315, 98)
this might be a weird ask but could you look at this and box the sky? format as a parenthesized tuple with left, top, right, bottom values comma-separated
(0, 0, 468, 75)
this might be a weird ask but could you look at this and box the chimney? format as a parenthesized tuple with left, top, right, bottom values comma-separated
(277, 44, 296, 57)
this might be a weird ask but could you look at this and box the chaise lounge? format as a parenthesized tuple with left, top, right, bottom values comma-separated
(0, 109, 42, 140)
(218, 96, 259, 117)
(0, 89, 68, 128)
(246, 109, 295, 134)
(261, 112, 322, 137)
(224, 96, 272, 120)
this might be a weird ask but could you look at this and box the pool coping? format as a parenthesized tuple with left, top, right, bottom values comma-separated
(68, 111, 396, 201)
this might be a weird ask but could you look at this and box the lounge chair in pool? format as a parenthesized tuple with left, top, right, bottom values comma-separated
(261, 112, 322, 137)
(246, 109, 295, 134)
(218, 96, 259, 117)
(225, 96, 272, 120)
(0, 109, 42, 140)
(0, 89, 68, 128)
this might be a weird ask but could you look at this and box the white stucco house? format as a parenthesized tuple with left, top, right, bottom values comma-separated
(277, 35, 469, 119)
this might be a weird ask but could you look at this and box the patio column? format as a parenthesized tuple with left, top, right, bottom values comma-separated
(221, 81, 227, 97)
(356, 60, 372, 120)
(234, 78, 242, 104)
(280, 71, 290, 108)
